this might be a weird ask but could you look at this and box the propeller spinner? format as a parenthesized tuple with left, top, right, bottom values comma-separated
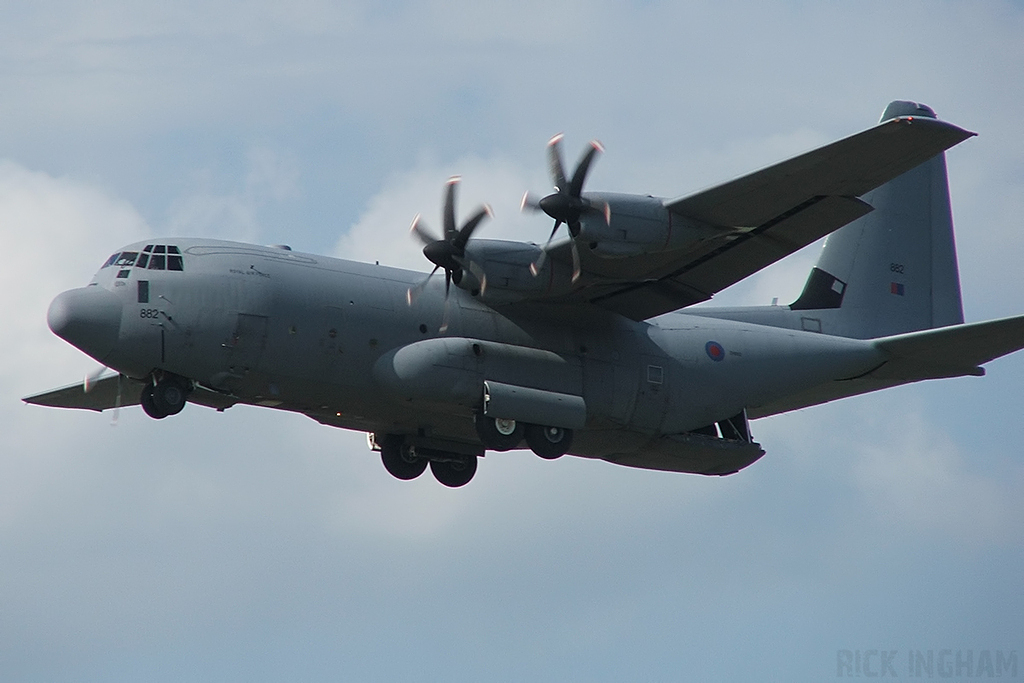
(522, 134, 610, 281)
(407, 176, 490, 332)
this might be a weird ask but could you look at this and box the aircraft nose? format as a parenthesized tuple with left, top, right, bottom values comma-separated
(47, 287, 123, 361)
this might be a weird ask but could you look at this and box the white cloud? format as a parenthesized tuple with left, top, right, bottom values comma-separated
(163, 146, 301, 242)
(333, 154, 549, 270)
(0, 160, 149, 393)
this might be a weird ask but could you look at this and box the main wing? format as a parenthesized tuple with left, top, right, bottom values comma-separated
(555, 115, 974, 320)
(23, 374, 145, 411)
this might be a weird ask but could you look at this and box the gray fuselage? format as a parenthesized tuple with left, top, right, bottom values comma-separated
(65, 238, 883, 466)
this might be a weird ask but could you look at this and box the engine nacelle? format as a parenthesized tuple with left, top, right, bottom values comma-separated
(459, 238, 577, 302)
(578, 192, 718, 258)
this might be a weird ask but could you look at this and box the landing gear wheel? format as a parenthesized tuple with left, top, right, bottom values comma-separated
(474, 413, 523, 451)
(152, 376, 189, 416)
(525, 424, 573, 460)
(380, 436, 428, 481)
(140, 384, 167, 419)
(429, 455, 478, 488)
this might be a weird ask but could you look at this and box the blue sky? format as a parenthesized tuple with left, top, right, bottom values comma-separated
(2, 1, 1023, 681)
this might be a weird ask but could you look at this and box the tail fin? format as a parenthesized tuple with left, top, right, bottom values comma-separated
(790, 100, 966, 339)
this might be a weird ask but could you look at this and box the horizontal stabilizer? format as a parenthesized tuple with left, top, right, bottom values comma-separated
(872, 314, 1024, 380)
(749, 315, 1024, 418)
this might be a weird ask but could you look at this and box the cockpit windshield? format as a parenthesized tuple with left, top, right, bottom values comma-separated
(101, 245, 183, 271)
(114, 252, 139, 267)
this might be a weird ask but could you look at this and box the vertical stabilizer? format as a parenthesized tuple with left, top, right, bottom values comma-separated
(789, 101, 965, 339)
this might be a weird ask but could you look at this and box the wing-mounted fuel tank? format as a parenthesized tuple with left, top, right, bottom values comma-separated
(577, 193, 721, 258)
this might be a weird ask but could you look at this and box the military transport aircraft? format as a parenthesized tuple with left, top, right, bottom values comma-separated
(24, 100, 1024, 487)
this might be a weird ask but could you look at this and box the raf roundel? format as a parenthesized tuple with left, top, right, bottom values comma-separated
(705, 341, 726, 362)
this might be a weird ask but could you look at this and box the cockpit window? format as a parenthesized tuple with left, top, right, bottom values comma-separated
(115, 245, 184, 272)
(114, 252, 139, 267)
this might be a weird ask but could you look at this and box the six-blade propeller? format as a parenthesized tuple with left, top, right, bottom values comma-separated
(408, 136, 605, 331)
(521, 134, 609, 281)
(407, 176, 490, 332)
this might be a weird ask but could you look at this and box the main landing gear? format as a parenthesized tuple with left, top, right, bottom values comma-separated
(474, 414, 573, 460)
(140, 373, 191, 419)
(376, 416, 573, 488)
(378, 434, 478, 488)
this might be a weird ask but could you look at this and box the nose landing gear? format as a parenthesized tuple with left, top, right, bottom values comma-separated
(140, 373, 191, 419)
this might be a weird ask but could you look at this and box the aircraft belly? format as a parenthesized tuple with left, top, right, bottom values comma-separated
(570, 428, 764, 476)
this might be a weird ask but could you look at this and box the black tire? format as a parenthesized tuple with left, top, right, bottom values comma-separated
(429, 455, 478, 488)
(525, 424, 573, 460)
(152, 376, 189, 416)
(380, 436, 428, 481)
(140, 384, 167, 419)
(474, 413, 523, 451)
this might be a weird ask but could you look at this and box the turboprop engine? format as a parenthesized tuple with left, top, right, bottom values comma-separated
(521, 136, 723, 271)
(576, 192, 720, 258)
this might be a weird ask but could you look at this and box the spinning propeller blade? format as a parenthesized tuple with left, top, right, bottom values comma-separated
(406, 176, 492, 332)
(525, 135, 605, 279)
